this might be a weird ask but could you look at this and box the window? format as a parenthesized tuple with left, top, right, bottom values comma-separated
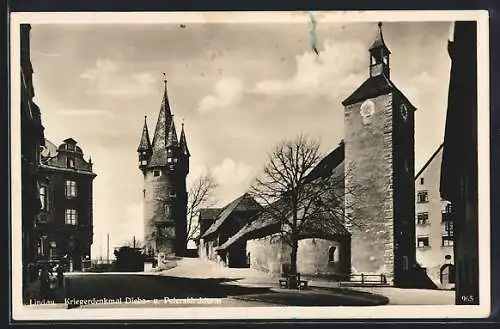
(65, 180, 77, 198)
(417, 237, 430, 248)
(444, 220, 454, 237)
(445, 203, 452, 213)
(66, 143, 75, 151)
(417, 191, 429, 203)
(164, 205, 171, 217)
(169, 191, 176, 198)
(153, 170, 161, 177)
(39, 186, 48, 211)
(67, 157, 75, 168)
(442, 236, 454, 247)
(140, 159, 147, 166)
(167, 157, 172, 163)
(420, 177, 424, 185)
(173, 158, 178, 163)
(65, 209, 78, 225)
(38, 237, 45, 256)
(328, 246, 337, 263)
(417, 212, 429, 225)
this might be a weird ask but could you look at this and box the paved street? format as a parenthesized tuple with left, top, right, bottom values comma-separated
(23, 257, 454, 308)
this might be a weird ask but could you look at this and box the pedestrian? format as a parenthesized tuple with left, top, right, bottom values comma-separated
(38, 265, 49, 299)
(56, 263, 64, 287)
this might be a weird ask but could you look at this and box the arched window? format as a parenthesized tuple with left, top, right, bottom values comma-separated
(328, 246, 336, 263)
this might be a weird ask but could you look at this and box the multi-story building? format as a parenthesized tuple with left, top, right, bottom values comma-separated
(415, 144, 455, 290)
(37, 138, 96, 271)
(20, 23, 46, 293)
(137, 77, 190, 257)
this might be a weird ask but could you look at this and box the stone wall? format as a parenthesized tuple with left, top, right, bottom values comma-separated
(247, 235, 350, 277)
(344, 93, 394, 281)
(143, 168, 187, 255)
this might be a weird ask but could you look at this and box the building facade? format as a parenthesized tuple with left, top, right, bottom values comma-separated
(440, 21, 479, 305)
(21, 23, 46, 288)
(415, 144, 455, 289)
(200, 193, 262, 267)
(38, 138, 96, 271)
(137, 78, 190, 257)
(342, 23, 417, 286)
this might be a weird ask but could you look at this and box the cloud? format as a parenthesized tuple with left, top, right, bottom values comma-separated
(196, 77, 243, 113)
(57, 109, 115, 117)
(252, 39, 367, 99)
(79, 58, 156, 99)
(211, 158, 254, 205)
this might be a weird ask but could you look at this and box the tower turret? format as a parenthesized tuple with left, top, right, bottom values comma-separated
(179, 122, 190, 175)
(137, 115, 152, 171)
(369, 22, 391, 79)
(140, 74, 190, 257)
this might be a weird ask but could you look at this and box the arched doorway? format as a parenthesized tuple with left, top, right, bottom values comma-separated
(440, 263, 456, 285)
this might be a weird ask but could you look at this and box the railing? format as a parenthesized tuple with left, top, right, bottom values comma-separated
(338, 273, 388, 287)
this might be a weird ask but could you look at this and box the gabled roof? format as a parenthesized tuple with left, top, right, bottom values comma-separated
(199, 208, 222, 221)
(202, 193, 262, 238)
(415, 143, 444, 179)
(217, 145, 349, 251)
(304, 141, 344, 184)
(341, 74, 417, 110)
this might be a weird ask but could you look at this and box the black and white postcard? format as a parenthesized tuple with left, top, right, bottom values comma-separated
(10, 10, 491, 321)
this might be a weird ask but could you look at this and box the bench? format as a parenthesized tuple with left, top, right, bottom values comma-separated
(279, 273, 309, 290)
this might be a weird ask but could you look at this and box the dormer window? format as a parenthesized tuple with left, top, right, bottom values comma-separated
(67, 143, 75, 151)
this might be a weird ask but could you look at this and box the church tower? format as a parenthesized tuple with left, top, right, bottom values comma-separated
(137, 75, 190, 257)
(342, 23, 416, 286)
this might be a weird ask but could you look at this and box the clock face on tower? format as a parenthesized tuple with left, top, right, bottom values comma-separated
(400, 103, 408, 122)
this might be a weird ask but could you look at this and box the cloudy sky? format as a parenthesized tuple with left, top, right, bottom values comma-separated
(28, 18, 453, 257)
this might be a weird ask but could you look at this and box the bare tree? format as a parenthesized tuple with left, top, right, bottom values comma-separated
(185, 172, 218, 246)
(249, 134, 364, 277)
(123, 237, 144, 250)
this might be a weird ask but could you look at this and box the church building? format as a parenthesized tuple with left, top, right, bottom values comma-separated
(342, 23, 417, 286)
(137, 77, 190, 257)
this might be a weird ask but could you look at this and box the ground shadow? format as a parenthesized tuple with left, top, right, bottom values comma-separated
(64, 274, 274, 301)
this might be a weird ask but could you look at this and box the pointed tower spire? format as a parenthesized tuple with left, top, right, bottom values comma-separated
(137, 115, 152, 152)
(161, 72, 172, 118)
(369, 22, 391, 78)
(179, 121, 190, 157)
(166, 116, 179, 147)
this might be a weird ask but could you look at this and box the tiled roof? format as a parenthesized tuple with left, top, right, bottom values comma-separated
(304, 142, 344, 183)
(199, 208, 222, 221)
(137, 117, 152, 152)
(341, 74, 417, 109)
(217, 144, 349, 251)
(179, 124, 190, 157)
(202, 193, 262, 238)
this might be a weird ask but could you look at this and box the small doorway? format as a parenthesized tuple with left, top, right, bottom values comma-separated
(440, 264, 456, 285)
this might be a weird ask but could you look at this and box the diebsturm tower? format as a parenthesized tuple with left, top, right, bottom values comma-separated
(137, 75, 190, 257)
